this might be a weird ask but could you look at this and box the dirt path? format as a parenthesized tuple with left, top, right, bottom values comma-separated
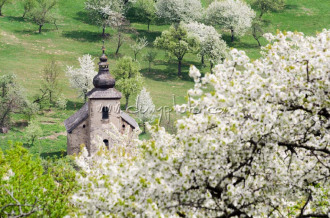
(40, 132, 66, 140)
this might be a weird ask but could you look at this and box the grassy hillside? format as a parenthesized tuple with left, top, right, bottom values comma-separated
(0, 0, 329, 155)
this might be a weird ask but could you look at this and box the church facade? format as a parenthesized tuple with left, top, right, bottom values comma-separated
(64, 46, 138, 155)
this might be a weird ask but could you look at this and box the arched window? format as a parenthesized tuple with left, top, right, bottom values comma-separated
(102, 107, 109, 119)
(103, 139, 109, 149)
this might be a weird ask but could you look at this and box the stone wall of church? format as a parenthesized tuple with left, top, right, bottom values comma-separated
(67, 120, 89, 155)
(88, 99, 122, 154)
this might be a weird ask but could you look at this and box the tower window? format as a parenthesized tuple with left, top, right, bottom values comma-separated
(83, 125, 86, 128)
(103, 139, 109, 149)
(102, 107, 109, 119)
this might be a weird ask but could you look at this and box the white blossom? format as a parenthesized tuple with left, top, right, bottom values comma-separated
(72, 30, 330, 217)
(206, 0, 256, 40)
(155, 0, 203, 24)
(183, 22, 228, 67)
(135, 87, 156, 133)
(65, 54, 97, 102)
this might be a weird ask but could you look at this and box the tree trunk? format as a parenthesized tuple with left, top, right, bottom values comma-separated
(31, 137, 35, 146)
(49, 91, 52, 108)
(147, 20, 150, 32)
(178, 59, 182, 77)
(102, 26, 105, 37)
(125, 95, 129, 110)
(115, 34, 121, 55)
(39, 25, 43, 34)
(259, 10, 264, 18)
(84, 93, 87, 103)
(201, 55, 204, 65)
(255, 36, 261, 47)
(0, 7, 2, 16)
(143, 122, 146, 134)
(231, 28, 234, 42)
(134, 53, 137, 61)
(2, 85, 5, 98)
(210, 61, 214, 73)
(174, 22, 180, 30)
(22, 11, 27, 18)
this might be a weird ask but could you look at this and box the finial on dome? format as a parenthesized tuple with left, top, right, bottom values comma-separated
(102, 40, 105, 54)
(92, 43, 115, 89)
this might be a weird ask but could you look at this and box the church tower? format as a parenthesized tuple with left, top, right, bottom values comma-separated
(64, 45, 138, 156)
(86, 45, 122, 154)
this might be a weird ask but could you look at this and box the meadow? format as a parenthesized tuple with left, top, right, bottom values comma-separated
(0, 0, 329, 156)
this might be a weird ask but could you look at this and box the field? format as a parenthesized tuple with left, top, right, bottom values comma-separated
(0, 0, 329, 156)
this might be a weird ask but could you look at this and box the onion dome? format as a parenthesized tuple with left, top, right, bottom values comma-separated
(93, 43, 116, 89)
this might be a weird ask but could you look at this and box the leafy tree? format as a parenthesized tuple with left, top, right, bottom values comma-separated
(0, 74, 26, 132)
(27, 0, 58, 33)
(71, 30, 330, 217)
(143, 49, 157, 72)
(55, 94, 67, 110)
(0, 144, 77, 217)
(85, 0, 124, 37)
(133, 0, 156, 31)
(107, 11, 133, 55)
(252, 0, 285, 18)
(155, 0, 202, 26)
(130, 36, 148, 61)
(0, 0, 11, 16)
(40, 59, 61, 109)
(21, 0, 36, 18)
(183, 22, 227, 70)
(136, 87, 155, 133)
(113, 56, 143, 109)
(66, 54, 97, 103)
(25, 120, 43, 146)
(22, 101, 39, 121)
(206, 0, 255, 42)
(154, 24, 199, 77)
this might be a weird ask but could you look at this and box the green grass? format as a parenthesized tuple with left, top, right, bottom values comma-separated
(0, 0, 329, 156)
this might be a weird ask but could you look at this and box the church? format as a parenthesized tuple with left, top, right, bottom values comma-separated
(64, 46, 139, 155)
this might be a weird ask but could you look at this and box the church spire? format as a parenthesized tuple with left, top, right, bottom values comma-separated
(93, 42, 116, 89)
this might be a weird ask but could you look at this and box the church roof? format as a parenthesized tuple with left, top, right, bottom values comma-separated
(64, 103, 89, 133)
(87, 88, 122, 99)
(64, 103, 139, 133)
(120, 111, 139, 129)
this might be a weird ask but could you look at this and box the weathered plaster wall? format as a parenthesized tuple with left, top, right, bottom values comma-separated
(121, 119, 134, 135)
(88, 99, 122, 154)
(67, 120, 88, 155)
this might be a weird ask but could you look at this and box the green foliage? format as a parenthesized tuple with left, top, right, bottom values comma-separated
(55, 94, 67, 110)
(0, 74, 27, 129)
(113, 56, 143, 109)
(27, 0, 58, 33)
(22, 101, 39, 121)
(143, 49, 157, 72)
(21, 0, 36, 18)
(38, 59, 62, 109)
(252, 0, 285, 18)
(0, 143, 77, 217)
(133, 0, 156, 31)
(0, 0, 12, 16)
(25, 120, 43, 146)
(154, 24, 199, 76)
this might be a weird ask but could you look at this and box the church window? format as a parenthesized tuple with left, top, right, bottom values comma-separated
(102, 107, 109, 119)
(103, 139, 109, 149)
